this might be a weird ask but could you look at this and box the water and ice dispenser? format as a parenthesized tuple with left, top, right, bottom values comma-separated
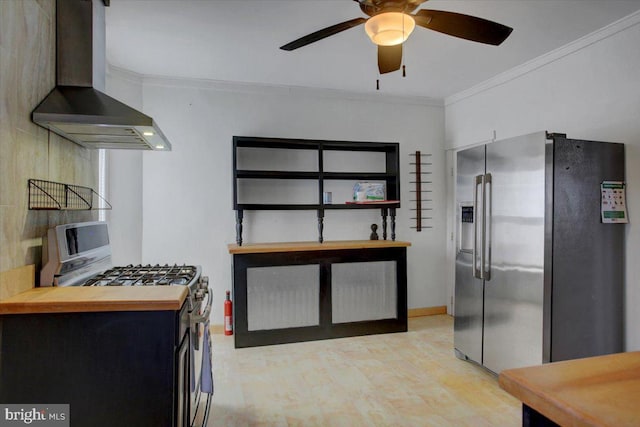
(459, 204, 474, 253)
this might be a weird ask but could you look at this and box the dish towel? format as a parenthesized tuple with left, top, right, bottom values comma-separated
(190, 328, 196, 392)
(201, 320, 214, 394)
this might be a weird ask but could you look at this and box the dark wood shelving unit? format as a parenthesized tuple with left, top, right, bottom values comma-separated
(233, 136, 401, 244)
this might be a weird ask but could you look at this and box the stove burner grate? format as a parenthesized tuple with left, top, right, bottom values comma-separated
(83, 264, 198, 287)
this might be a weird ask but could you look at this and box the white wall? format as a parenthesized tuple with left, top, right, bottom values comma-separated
(105, 76, 447, 323)
(445, 13, 640, 350)
(105, 67, 144, 265)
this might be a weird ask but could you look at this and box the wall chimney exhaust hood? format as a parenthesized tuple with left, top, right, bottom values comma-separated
(32, 0, 171, 151)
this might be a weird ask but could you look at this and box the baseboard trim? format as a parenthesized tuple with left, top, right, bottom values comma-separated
(209, 305, 448, 334)
(408, 306, 447, 318)
(210, 324, 225, 335)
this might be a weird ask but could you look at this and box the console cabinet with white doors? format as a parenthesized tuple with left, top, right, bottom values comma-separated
(228, 240, 410, 348)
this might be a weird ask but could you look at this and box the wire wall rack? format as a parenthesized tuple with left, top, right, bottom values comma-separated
(28, 179, 112, 211)
(409, 151, 433, 231)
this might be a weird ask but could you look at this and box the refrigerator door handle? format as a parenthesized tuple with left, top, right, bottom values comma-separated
(473, 174, 484, 279)
(484, 173, 492, 281)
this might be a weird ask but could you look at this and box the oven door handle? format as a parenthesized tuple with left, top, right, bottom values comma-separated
(190, 287, 212, 325)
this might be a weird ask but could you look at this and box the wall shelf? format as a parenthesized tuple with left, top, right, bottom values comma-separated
(323, 172, 396, 180)
(236, 170, 320, 179)
(232, 136, 401, 244)
(28, 179, 112, 211)
(234, 203, 402, 211)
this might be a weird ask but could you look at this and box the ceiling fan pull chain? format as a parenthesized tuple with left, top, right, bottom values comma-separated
(376, 79, 380, 90)
(403, 65, 406, 77)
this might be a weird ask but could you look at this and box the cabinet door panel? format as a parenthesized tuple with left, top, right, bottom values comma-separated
(247, 265, 320, 330)
(332, 261, 397, 323)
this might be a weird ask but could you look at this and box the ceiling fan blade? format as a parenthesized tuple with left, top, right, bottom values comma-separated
(280, 17, 367, 51)
(414, 9, 513, 46)
(378, 44, 402, 74)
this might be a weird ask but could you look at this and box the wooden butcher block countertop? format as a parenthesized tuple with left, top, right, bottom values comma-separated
(228, 239, 411, 254)
(0, 286, 188, 314)
(499, 351, 640, 427)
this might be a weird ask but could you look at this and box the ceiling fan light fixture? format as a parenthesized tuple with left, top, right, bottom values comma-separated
(365, 12, 415, 46)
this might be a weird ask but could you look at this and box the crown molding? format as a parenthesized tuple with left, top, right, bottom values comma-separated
(106, 64, 443, 107)
(106, 64, 145, 85)
(445, 9, 640, 107)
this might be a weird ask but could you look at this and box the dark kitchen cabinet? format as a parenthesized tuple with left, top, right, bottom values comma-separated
(0, 304, 189, 427)
(229, 240, 409, 348)
(233, 136, 401, 244)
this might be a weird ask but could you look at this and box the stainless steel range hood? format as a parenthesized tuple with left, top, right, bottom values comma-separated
(32, 0, 171, 151)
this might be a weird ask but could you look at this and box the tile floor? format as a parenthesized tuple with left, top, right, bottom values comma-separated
(209, 315, 521, 426)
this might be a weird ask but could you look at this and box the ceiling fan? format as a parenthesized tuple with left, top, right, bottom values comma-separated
(280, 0, 513, 75)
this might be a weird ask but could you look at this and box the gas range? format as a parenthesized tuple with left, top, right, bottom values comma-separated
(40, 221, 205, 290)
(40, 221, 213, 426)
(80, 263, 209, 313)
(40, 221, 211, 316)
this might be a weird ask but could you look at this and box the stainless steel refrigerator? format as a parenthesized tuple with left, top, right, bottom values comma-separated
(454, 131, 624, 374)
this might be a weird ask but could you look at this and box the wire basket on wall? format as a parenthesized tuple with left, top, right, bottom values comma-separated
(28, 179, 112, 211)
